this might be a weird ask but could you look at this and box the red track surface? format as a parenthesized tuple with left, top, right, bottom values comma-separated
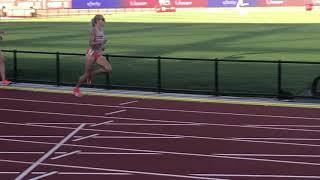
(1, 88, 320, 180)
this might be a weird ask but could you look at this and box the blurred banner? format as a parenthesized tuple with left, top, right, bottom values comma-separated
(71, 0, 306, 9)
(174, 0, 208, 7)
(47, 0, 72, 9)
(208, 0, 257, 7)
(122, 0, 208, 8)
(122, 0, 156, 8)
(72, 0, 121, 9)
(257, 0, 305, 6)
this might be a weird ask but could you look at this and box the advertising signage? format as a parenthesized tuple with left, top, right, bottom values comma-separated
(123, 0, 208, 8)
(257, 0, 305, 6)
(174, 0, 208, 7)
(122, 0, 157, 8)
(208, 0, 257, 7)
(72, 0, 121, 9)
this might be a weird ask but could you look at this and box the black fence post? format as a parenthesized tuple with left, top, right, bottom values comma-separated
(56, 52, 60, 86)
(105, 54, 110, 89)
(13, 49, 17, 81)
(157, 56, 162, 93)
(277, 60, 282, 97)
(214, 59, 219, 96)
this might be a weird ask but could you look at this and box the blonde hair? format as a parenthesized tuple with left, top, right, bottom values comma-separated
(91, 14, 105, 27)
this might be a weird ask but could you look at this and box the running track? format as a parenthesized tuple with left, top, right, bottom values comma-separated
(0, 88, 320, 180)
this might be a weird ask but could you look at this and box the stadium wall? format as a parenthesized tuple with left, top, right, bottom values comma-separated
(1, 0, 315, 17)
(69, 0, 311, 9)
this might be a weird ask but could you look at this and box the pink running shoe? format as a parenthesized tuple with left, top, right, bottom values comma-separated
(72, 87, 82, 97)
(2, 80, 11, 86)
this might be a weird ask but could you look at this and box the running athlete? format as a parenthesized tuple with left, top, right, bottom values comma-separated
(0, 30, 11, 86)
(73, 14, 112, 97)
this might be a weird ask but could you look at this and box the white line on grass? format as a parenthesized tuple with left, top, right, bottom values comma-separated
(15, 124, 85, 180)
(50, 150, 81, 160)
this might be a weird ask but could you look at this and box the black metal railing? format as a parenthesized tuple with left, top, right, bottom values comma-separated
(2, 49, 320, 99)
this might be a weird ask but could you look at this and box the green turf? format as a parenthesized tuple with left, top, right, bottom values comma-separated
(1, 9, 320, 96)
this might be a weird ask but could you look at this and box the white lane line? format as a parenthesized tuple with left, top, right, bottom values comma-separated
(49, 172, 130, 175)
(27, 123, 202, 126)
(3, 137, 320, 167)
(245, 125, 320, 128)
(119, 100, 138, 106)
(3, 121, 320, 148)
(90, 121, 114, 127)
(0, 172, 130, 175)
(50, 172, 130, 175)
(50, 150, 81, 160)
(0, 121, 183, 138)
(191, 174, 320, 179)
(0, 108, 196, 125)
(105, 110, 126, 116)
(5, 107, 320, 134)
(0, 136, 65, 138)
(0, 151, 160, 155)
(72, 134, 99, 142)
(1, 97, 320, 121)
(15, 124, 85, 180)
(234, 138, 320, 141)
(28, 171, 58, 180)
(73, 152, 160, 155)
(215, 154, 320, 157)
(0, 152, 45, 154)
(4, 135, 320, 141)
(2, 159, 226, 180)
(0, 135, 183, 139)
(17, 152, 319, 157)
(4, 108, 320, 134)
(91, 136, 183, 139)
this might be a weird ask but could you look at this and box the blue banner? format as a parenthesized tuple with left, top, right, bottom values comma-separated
(72, 0, 121, 9)
(208, 0, 257, 7)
